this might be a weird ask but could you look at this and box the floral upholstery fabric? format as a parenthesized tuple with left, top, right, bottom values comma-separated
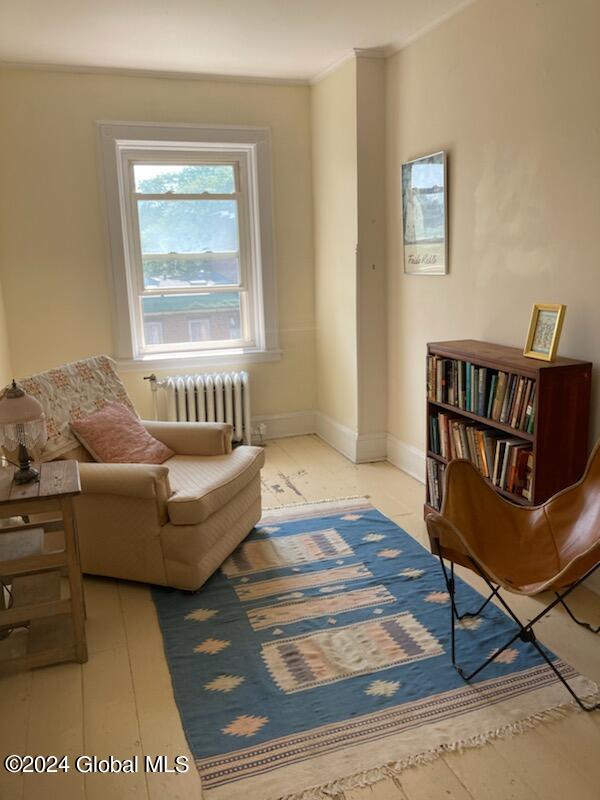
(19, 355, 137, 461)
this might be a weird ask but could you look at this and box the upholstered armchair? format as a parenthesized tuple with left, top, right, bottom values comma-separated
(75, 420, 264, 590)
(11, 356, 265, 591)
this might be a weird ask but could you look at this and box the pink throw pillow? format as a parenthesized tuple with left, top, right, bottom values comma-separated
(71, 402, 174, 464)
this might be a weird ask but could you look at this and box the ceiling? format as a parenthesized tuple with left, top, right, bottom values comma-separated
(0, 0, 472, 82)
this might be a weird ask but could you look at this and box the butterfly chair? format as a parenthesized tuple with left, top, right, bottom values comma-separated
(426, 443, 600, 712)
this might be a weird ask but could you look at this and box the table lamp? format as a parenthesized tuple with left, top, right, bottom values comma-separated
(0, 380, 48, 484)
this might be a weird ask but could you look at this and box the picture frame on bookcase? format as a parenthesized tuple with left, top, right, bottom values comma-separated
(402, 151, 448, 275)
(523, 303, 566, 362)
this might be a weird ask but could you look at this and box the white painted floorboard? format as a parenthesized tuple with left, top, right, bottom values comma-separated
(1, 435, 599, 800)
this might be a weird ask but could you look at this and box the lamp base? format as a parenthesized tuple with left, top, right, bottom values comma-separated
(14, 443, 39, 484)
(14, 464, 40, 484)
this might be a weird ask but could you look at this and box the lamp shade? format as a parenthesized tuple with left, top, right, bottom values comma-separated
(0, 386, 44, 423)
(0, 380, 47, 452)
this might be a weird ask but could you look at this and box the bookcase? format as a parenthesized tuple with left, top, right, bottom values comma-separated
(424, 340, 592, 516)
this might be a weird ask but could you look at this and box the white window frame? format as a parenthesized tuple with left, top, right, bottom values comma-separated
(98, 121, 280, 369)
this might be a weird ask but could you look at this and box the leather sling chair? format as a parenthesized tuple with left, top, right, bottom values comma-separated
(426, 443, 600, 712)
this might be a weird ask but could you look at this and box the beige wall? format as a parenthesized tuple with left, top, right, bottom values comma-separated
(0, 68, 315, 419)
(387, 0, 600, 455)
(311, 59, 358, 432)
(0, 278, 13, 386)
(356, 57, 387, 438)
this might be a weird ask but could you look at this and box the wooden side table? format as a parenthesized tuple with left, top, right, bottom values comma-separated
(0, 460, 87, 675)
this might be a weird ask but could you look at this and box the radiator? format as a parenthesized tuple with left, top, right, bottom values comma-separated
(146, 371, 251, 445)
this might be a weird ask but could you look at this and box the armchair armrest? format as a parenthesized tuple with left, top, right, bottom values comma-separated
(142, 420, 232, 456)
(78, 462, 171, 501)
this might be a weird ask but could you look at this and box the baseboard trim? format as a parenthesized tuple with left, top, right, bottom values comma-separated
(356, 432, 388, 463)
(314, 412, 358, 462)
(386, 434, 426, 484)
(252, 410, 316, 441)
(252, 412, 422, 473)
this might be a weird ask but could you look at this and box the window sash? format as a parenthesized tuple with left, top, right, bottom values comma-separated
(121, 151, 257, 355)
(134, 192, 239, 201)
(140, 289, 251, 353)
(140, 253, 242, 293)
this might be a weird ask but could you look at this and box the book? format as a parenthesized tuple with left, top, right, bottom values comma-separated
(518, 379, 533, 430)
(499, 376, 513, 423)
(499, 439, 524, 489)
(507, 442, 530, 493)
(510, 377, 526, 428)
(492, 372, 508, 420)
(493, 439, 507, 485)
(522, 452, 535, 500)
(471, 365, 478, 414)
(436, 358, 443, 403)
(465, 363, 471, 412)
(487, 374, 497, 419)
(477, 368, 487, 417)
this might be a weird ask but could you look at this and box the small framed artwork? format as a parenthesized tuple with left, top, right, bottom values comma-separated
(402, 151, 448, 275)
(523, 304, 566, 362)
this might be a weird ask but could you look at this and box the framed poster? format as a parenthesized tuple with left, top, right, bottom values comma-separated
(402, 151, 448, 275)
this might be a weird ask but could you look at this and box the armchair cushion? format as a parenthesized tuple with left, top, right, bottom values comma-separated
(166, 446, 265, 525)
(72, 402, 174, 464)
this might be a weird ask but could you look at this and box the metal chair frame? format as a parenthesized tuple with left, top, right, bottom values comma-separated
(437, 552, 600, 713)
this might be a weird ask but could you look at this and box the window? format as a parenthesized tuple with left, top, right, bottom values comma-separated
(99, 122, 279, 366)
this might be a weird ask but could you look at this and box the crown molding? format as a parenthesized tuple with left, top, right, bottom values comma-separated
(386, 0, 477, 58)
(353, 47, 388, 59)
(0, 60, 310, 87)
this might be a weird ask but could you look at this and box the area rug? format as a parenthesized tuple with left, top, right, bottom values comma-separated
(152, 498, 597, 800)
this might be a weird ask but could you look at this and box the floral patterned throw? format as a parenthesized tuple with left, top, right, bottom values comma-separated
(18, 355, 137, 461)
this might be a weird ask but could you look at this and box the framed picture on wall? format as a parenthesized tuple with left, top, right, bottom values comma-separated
(402, 151, 448, 275)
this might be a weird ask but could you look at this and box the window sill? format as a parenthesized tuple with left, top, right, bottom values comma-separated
(117, 348, 282, 373)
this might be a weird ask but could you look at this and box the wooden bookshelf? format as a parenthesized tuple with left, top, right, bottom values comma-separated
(424, 339, 592, 516)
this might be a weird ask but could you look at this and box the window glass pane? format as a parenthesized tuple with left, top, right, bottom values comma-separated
(138, 199, 239, 256)
(134, 164, 235, 194)
(142, 254, 240, 289)
(141, 291, 243, 346)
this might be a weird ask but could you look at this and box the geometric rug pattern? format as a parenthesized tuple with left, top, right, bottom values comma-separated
(152, 499, 597, 800)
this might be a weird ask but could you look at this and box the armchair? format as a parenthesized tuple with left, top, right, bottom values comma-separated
(11, 355, 264, 591)
(75, 420, 264, 590)
(426, 444, 600, 712)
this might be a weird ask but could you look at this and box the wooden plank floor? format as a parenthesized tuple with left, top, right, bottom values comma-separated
(1, 434, 599, 800)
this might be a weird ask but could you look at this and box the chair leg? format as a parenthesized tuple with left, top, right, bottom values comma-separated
(555, 594, 600, 634)
(450, 562, 498, 619)
(529, 635, 600, 712)
(436, 554, 600, 712)
(438, 557, 498, 669)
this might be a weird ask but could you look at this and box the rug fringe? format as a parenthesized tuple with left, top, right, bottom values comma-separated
(275, 693, 600, 800)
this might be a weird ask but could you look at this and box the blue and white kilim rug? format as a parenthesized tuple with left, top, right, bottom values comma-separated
(152, 498, 597, 800)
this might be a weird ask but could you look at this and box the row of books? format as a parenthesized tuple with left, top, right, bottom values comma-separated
(426, 457, 445, 511)
(429, 412, 534, 498)
(426, 356, 536, 433)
